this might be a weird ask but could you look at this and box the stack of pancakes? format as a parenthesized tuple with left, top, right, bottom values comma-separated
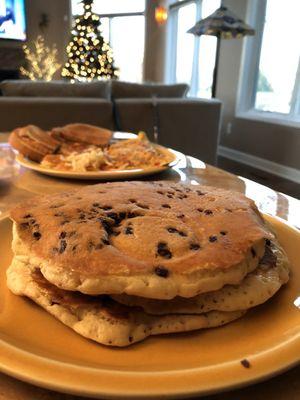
(7, 182, 290, 347)
(9, 123, 112, 162)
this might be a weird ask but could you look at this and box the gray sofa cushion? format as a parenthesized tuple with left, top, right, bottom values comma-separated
(0, 80, 110, 99)
(111, 81, 189, 99)
(114, 98, 221, 165)
(0, 97, 114, 131)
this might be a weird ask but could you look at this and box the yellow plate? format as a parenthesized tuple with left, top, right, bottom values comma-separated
(0, 215, 299, 399)
(15, 147, 180, 180)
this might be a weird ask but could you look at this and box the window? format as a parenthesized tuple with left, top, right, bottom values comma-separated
(166, 0, 221, 98)
(238, 0, 300, 123)
(71, 0, 145, 82)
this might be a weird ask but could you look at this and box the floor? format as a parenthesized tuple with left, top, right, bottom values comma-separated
(217, 156, 300, 199)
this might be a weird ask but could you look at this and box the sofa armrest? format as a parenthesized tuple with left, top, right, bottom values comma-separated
(0, 97, 114, 131)
(114, 98, 222, 165)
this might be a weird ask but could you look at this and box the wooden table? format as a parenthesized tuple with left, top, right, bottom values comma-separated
(0, 137, 299, 399)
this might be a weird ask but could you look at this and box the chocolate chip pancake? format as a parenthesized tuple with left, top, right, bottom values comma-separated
(7, 182, 291, 347)
(112, 239, 289, 314)
(10, 182, 274, 300)
(7, 258, 245, 347)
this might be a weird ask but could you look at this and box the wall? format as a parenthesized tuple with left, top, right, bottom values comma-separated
(0, 0, 71, 75)
(143, 0, 167, 82)
(216, 0, 300, 172)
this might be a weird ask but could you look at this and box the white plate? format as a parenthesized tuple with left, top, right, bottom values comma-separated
(15, 147, 181, 180)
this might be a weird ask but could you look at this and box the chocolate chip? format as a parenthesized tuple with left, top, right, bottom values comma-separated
(137, 203, 149, 209)
(167, 227, 187, 237)
(266, 239, 271, 246)
(59, 240, 67, 253)
(106, 212, 118, 220)
(204, 210, 213, 215)
(101, 205, 112, 211)
(220, 231, 227, 235)
(59, 231, 67, 239)
(23, 214, 32, 219)
(251, 247, 256, 257)
(88, 241, 95, 251)
(50, 203, 64, 209)
(33, 231, 41, 240)
(99, 218, 113, 235)
(190, 243, 200, 250)
(240, 359, 251, 368)
(54, 212, 64, 217)
(119, 212, 127, 220)
(125, 226, 133, 235)
(154, 266, 169, 278)
(209, 235, 217, 242)
(157, 242, 172, 259)
(162, 204, 171, 209)
(107, 212, 127, 226)
(127, 212, 138, 218)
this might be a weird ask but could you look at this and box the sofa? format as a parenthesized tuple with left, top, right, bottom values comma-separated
(0, 80, 222, 165)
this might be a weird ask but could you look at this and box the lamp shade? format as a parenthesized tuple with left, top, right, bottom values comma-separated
(187, 6, 255, 38)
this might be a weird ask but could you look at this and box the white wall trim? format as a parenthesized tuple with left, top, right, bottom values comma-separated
(218, 145, 300, 185)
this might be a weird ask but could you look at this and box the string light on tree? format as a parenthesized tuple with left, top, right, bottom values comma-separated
(62, 0, 119, 82)
(20, 35, 61, 81)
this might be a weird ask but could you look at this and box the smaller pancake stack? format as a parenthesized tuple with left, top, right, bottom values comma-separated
(9, 123, 112, 161)
(7, 182, 290, 347)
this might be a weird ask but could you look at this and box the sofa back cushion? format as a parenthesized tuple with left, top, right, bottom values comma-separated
(111, 81, 189, 99)
(0, 80, 110, 99)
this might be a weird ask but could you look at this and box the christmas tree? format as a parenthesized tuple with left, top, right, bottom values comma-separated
(62, 0, 119, 82)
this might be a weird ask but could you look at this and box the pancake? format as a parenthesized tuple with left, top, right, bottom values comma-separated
(51, 123, 112, 147)
(6, 259, 245, 347)
(9, 125, 60, 162)
(112, 240, 290, 314)
(10, 182, 274, 300)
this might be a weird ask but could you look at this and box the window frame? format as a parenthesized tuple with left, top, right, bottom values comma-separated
(236, 0, 300, 127)
(71, 1, 146, 82)
(166, 0, 202, 96)
(100, 12, 145, 46)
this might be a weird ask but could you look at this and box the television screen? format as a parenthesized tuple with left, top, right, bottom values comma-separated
(0, 0, 26, 41)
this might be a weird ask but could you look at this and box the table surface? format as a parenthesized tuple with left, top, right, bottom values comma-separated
(0, 134, 299, 399)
